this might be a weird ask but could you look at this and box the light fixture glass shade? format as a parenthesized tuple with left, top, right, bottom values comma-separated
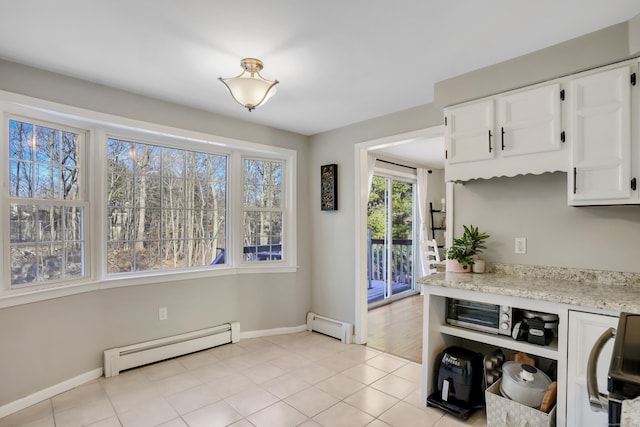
(219, 58, 279, 111)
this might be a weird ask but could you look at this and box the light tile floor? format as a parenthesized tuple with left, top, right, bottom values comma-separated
(0, 331, 487, 427)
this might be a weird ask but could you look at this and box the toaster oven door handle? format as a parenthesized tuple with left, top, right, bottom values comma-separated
(587, 327, 616, 412)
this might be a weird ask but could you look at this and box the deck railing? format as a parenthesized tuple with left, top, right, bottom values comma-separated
(367, 232, 413, 289)
(211, 244, 283, 264)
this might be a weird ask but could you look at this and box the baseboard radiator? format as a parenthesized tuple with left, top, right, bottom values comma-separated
(104, 322, 240, 377)
(306, 312, 352, 344)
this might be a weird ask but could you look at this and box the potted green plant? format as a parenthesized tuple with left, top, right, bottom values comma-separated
(446, 244, 475, 272)
(446, 224, 490, 273)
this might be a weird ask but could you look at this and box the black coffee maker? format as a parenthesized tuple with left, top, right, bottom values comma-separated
(427, 346, 484, 419)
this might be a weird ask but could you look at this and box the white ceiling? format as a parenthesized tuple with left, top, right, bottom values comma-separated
(371, 136, 446, 170)
(1, 1, 639, 142)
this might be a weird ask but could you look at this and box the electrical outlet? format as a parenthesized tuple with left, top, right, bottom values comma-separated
(515, 237, 527, 254)
(158, 307, 168, 321)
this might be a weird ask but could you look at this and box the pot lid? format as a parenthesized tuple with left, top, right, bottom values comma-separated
(502, 362, 551, 391)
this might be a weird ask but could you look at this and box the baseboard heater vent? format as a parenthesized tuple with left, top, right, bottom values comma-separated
(104, 322, 240, 377)
(306, 312, 352, 344)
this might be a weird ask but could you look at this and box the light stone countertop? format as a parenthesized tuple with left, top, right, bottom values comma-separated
(416, 263, 640, 314)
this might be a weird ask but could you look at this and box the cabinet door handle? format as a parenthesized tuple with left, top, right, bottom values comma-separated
(573, 167, 577, 194)
(488, 130, 493, 153)
(501, 127, 505, 150)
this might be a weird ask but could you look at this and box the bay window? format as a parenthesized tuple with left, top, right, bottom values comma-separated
(2, 102, 295, 299)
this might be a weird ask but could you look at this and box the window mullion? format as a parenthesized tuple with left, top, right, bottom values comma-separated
(228, 151, 242, 266)
(92, 128, 106, 281)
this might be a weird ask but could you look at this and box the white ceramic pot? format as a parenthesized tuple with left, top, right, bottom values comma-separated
(500, 362, 551, 408)
(472, 259, 485, 273)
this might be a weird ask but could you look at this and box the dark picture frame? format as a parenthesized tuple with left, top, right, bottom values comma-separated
(321, 164, 338, 211)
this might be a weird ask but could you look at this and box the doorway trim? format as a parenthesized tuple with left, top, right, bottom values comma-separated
(353, 125, 445, 345)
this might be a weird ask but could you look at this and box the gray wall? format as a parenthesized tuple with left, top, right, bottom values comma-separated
(427, 168, 446, 213)
(427, 168, 446, 258)
(454, 173, 640, 272)
(308, 105, 444, 325)
(0, 60, 311, 406)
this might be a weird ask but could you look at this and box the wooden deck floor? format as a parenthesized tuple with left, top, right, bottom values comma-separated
(367, 294, 423, 363)
(367, 279, 413, 304)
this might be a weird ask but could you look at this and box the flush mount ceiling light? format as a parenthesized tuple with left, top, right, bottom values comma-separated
(218, 58, 279, 112)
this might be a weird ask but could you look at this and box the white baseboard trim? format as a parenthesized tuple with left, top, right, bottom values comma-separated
(238, 324, 307, 340)
(0, 368, 103, 419)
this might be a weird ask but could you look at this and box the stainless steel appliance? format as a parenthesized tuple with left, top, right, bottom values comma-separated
(587, 312, 640, 426)
(446, 298, 518, 336)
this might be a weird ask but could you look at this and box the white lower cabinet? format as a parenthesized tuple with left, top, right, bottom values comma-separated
(566, 310, 618, 426)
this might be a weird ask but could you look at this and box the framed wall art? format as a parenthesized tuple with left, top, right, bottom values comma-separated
(321, 163, 338, 211)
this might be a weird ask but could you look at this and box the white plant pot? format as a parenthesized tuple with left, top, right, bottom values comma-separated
(472, 259, 485, 273)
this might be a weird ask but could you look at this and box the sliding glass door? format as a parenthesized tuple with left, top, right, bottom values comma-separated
(367, 174, 416, 305)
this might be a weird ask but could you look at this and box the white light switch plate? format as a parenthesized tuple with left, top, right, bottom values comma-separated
(515, 237, 527, 254)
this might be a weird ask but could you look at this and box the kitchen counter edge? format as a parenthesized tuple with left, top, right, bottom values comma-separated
(417, 265, 640, 314)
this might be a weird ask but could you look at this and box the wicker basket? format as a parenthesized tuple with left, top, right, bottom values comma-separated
(485, 379, 556, 427)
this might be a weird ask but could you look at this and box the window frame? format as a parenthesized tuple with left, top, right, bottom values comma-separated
(0, 92, 297, 308)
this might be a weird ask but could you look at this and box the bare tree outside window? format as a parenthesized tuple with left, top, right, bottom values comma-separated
(8, 119, 85, 286)
(243, 159, 283, 262)
(106, 138, 227, 273)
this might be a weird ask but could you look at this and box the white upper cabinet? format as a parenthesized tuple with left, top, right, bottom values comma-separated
(499, 83, 562, 158)
(445, 83, 567, 182)
(445, 99, 495, 165)
(569, 65, 634, 205)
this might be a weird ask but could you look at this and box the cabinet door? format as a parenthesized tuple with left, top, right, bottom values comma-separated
(567, 311, 618, 427)
(445, 99, 495, 164)
(569, 66, 632, 204)
(499, 83, 562, 157)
